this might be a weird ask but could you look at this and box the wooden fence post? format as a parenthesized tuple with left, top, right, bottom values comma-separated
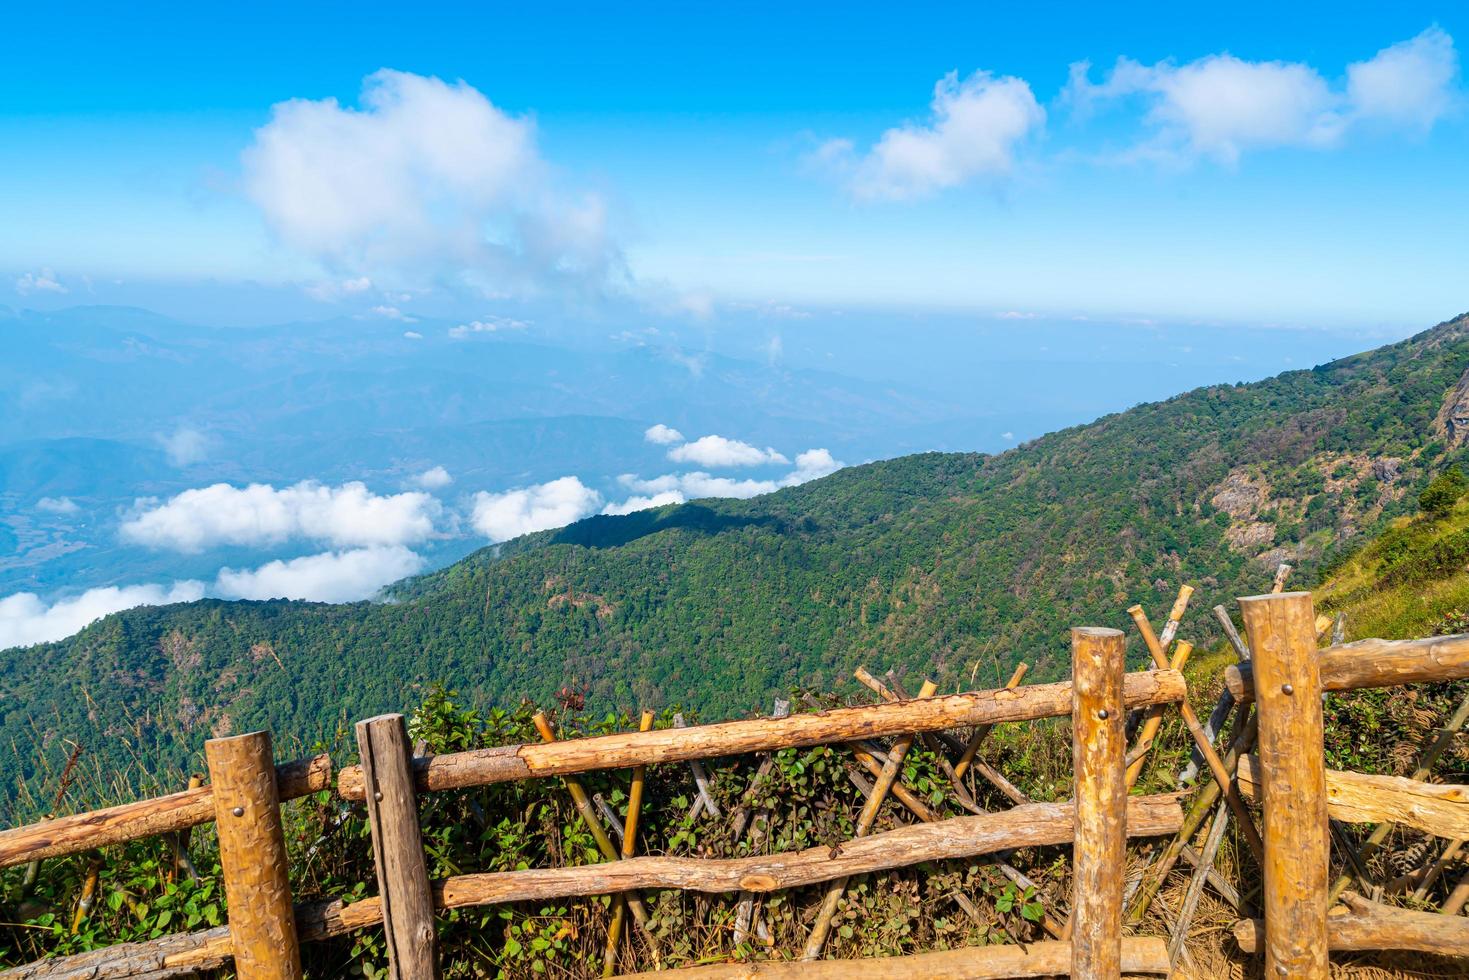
(205, 731, 302, 980)
(1238, 591, 1328, 979)
(1071, 626, 1126, 979)
(357, 714, 440, 980)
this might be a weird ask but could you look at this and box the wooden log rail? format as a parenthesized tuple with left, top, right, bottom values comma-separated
(337, 670, 1187, 799)
(1225, 632, 1469, 703)
(0, 796, 1185, 979)
(0, 754, 332, 870)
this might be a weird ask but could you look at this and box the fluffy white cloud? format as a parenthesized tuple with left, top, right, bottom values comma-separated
(0, 581, 205, 650)
(412, 465, 453, 489)
(36, 496, 79, 515)
(15, 269, 66, 294)
(668, 435, 789, 468)
(1066, 28, 1459, 163)
(471, 476, 601, 542)
(214, 546, 423, 603)
(1348, 27, 1459, 129)
(242, 69, 621, 295)
(121, 480, 440, 552)
(158, 426, 209, 467)
(602, 490, 686, 515)
(616, 448, 845, 505)
(403, 330, 423, 339)
(818, 70, 1045, 200)
(448, 316, 530, 338)
(643, 423, 685, 445)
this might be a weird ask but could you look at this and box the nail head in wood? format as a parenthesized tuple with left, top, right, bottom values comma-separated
(232, 806, 244, 817)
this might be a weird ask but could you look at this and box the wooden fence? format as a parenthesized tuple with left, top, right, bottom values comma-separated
(3, 587, 1469, 978)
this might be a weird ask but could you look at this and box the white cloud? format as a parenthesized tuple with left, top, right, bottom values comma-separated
(471, 476, 601, 542)
(0, 581, 205, 650)
(643, 423, 685, 445)
(668, 435, 789, 468)
(412, 465, 453, 489)
(818, 70, 1045, 200)
(1348, 27, 1459, 130)
(304, 276, 374, 301)
(15, 269, 66, 295)
(602, 490, 686, 515)
(158, 426, 209, 467)
(370, 304, 416, 322)
(242, 69, 622, 296)
(36, 496, 79, 515)
(121, 480, 440, 552)
(214, 546, 423, 603)
(403, 330, 423, 339)
(447, 316, 530, 338)
(1002, 431, 1016, 441)
(617, 448, 845, 505)
(1065, 28, 1459, 164)
(787, 448, 844, 484)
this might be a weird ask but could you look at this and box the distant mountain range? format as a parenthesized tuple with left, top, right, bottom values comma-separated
(3, 310, 1463, 807)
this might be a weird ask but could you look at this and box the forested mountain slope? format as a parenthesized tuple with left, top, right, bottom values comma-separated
(4, 312, 1468, 805)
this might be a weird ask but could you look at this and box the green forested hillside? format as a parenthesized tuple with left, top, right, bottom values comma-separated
(4, 312, 1469, 809)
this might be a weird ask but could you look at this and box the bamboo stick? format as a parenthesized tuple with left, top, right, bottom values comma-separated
(854, 668, 985, 812)
(205, 731, 302, 980)
(614, 937, 1172, 978)
(1330, 688, 1469, 901)
(1167, 802, 1230, 965)
(1226, 632, 1469, 703)
(1130, 605, 1264, 863)
(1125, 640, 1193, 789)
(338, 672, 1187, 800)
(728, 699, 790, 841)
(1070, 627, 1126, 978)
(0, 754, 332, 869)
(1126, 587, 1192, 740)
(953, 662, 1028, 781)
(1238, 590, 1328, 980)
(1411, 838, 1464, 902)
(1443, 866, 1469, 915)
(803, 680, 938, 960)
(604, 710, 655, 978)
(69, 859, 100, 934)
(674, 714, 720, 819)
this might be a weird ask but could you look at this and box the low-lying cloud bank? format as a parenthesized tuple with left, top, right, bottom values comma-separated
(215, 546, 425, 603)
(0, 581, 206, 650)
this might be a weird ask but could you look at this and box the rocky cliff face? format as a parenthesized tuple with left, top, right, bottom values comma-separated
(1436, 367, 1469, 448)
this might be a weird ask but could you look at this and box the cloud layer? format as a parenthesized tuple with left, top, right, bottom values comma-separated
(121, 481, 440, 552)
(243, 69, 622, 296)
(471, 476, 602, 542)
(0, 581, 205, 650)
(667, 434, 789, 467)
(214, 546, 424, 603)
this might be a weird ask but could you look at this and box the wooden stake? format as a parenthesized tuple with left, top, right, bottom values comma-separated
(604, 710, 655, 977)
(1238, 590, 1328, 980)
(205, 731, 302, 980)
(802, 680, 938, 960)
(953, 662, 1028, 780)
(70, 859, 100, 934)
(1167, 801, 1229, 965)
(356, 714, 439, 980)
(1125, 640, 1193, 789)
(1070, 626, 1126, 979)
(1130, 605, 1264, 863)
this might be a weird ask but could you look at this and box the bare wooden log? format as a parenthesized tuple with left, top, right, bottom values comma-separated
(1443, 866, 1469, 915)
(1330, 687, 1469, 900)
(605, 710, 655, 977)
(1271, 562, 1292, 594)
(1238, 590, 1328, 980)
(1168, 802, 1230, 965)
(1126, 640, 1193, 789)
(803, 680, 938, 960)
(0, 797, 1185, 980)
(1232, 891, 1469, 955)
(1126, 588, 1192, 741)
(1213, 604, 1250, 659)
(952, 662, 1028, 780)
(0, 754, 331, 869)
(1235, 755, 1469, 839)
(1131, 605, 1263, 863)
(1070, 626, 1126, 978)
(1412, 838, 1464, 902)
(205, 731, 302, 980)
(356, 714, 438, 980)
(338, 672, 1186, 800)
(1227, 632, 1469, 703)
(614, 937, 1171, 978)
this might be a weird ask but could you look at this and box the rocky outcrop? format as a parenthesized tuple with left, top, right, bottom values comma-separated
(1211, 470, 1266, 519)
(1373, 457, 1403, 483)
(1434, 368, 1469, 447)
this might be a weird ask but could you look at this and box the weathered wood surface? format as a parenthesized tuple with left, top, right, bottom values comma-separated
(1226, 632, 1469, 702)
(1, 797, 1184, 980)
(356, 714, 438, 980)
(952, 662, 1028, 780)
(1232, 891, 1469, 956)
(1126, 640, 1192, 788)
(1236, 754, 1469, 839)
(614, 937, 1171, 978)
(205, 732, 302, 980)
(1070, 627, 1126, 978)
(0, 754, 331, 869)
(605, 710, 656, 977)
(1239, 591, 1328, 980)
(338, 671, 1186, 799)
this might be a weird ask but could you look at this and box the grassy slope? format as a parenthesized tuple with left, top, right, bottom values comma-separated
(3, 312, 1468, 806)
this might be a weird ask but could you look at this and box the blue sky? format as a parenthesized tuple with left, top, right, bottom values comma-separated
(2, 1, 1466, 328)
